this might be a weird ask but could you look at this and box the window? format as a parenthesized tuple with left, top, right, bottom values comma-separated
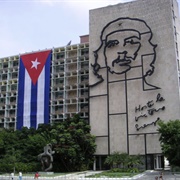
(56, 52, 64, 59)
(81, 48, 89, 55)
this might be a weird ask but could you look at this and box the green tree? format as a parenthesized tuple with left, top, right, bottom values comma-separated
(0, 115, 96, 172)
(0, 129, 22, 172)
(0, 127, 47, 172)
(158, 119, 180, 167)
(49, 114, 96, 171)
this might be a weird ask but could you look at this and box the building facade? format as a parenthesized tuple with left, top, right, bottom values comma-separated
(89, 0, 180, 170)
(0, 0, 180, 171)
(0, 40, 89, 129)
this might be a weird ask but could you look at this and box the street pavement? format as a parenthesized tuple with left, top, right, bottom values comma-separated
(136, 170, 180, 180)
(71, 170, 180, 180)
(0, 170, 180, 180)
(68, 170, 180, 180)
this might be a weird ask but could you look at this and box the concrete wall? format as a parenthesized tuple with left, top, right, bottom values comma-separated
(89, 0, 180, 155)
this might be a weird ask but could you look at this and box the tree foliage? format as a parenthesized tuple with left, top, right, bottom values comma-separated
(0, 115, 96, 172)
(50, 114, 96, 172)
(158, 119, 180, 167)
(0, 127, 47, 172)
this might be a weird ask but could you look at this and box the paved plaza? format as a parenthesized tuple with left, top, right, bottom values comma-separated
(136, 170, 180, 180)
(0, 170, 180, 180)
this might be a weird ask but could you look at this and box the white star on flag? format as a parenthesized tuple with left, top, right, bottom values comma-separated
(31, 58, 41, 69)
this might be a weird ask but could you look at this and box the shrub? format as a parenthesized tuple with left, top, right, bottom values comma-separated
(127, 167, 139, 173)
(105, 152, 143, 171)
(171, 166, 180, 172)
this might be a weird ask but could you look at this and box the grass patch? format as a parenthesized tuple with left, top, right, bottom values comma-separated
(87, 171, 140, 178)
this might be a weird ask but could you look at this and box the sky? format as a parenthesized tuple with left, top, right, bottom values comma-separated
(0, 0, 180, 58)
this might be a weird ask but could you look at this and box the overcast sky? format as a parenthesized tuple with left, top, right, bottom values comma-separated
(0, 0, 180, 58)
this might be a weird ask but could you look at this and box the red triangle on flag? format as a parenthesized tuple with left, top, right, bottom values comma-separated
(21, 50, 51, 85)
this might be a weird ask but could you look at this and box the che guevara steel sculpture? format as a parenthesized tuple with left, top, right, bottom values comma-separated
(90, 17, 159, 90)
(90, 17, 166, 131)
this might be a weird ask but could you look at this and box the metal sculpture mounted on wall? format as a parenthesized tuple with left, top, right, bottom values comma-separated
(90, 17, 166, 132)
(38, 144, 55, 172)
(90, 17, 159, 90)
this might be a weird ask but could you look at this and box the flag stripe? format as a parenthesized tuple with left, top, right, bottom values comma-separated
(37, 67, 45, 127)
(23, 69, 31, 128)
(17, 59, 25, 130)
(30, 81, 38, 128)
(44, 53, 51, 124)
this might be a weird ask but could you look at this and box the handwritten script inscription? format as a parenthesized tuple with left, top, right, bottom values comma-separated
(135, 93, 165, 131)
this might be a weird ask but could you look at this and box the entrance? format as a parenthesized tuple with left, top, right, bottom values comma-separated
(94, 155, 109, 170)
(154, 154, 164, 169)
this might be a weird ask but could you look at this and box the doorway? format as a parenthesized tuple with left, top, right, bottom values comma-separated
(154, 154, 164, 169)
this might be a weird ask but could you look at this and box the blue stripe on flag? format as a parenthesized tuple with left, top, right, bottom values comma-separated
(30, 82, 38, 129)
(17, 59, 25, 130)
(44, 53, 51, 124)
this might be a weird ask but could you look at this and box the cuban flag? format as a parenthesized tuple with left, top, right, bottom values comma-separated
(17, 50, 51, 130)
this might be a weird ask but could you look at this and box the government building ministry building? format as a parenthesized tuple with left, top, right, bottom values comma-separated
(0, 0, 180, 170)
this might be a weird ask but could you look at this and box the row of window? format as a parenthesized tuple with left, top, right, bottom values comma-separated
(54, 48, 89, 60)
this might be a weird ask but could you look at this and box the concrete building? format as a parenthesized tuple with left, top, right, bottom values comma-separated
(89, 0, 180, 170)
(0, 0, 180, 171)
(0, 37, 89, 129)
